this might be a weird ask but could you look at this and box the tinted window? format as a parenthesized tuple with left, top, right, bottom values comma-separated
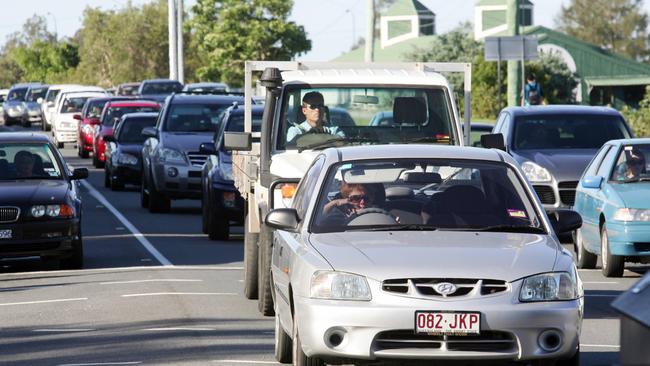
(0, 143, 62, 180)
(46, 89, 60, 103)
(513, 114, 630, 150)
(61, 97, 91, 113)
(165, 103, 230, 132)
(7, 88, 27, 101)
(103, 106, 159, 126)
(610, 144, 650, 182)
(84, 100, 109, 118)
(117, 117, 158, 144)
(141, 82, 183, 94)
(27, 87, 48, 102)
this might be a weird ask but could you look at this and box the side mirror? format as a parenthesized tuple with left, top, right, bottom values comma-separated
(141, 127, 158, 138)
(37, 97, 43, 104)
(47, 101, 54, 107)
(480, 133, 506, 151)
(73, 114, 82, 121)
(224, 132, 252, 151)
(547, 209, 582, 235)
(199, 142, 217, 155)
(70, 168, 89, 180)
(265, 208, 300, 232)
(581, 176, 603, 189)
(103, 135, 116, 143)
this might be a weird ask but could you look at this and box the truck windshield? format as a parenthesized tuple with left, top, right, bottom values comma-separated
(276, 86, 456, 150)
(513, 114, 631, 150)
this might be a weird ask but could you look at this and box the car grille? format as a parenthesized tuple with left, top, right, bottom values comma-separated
(374, 330, 517, 352)
(533, 185, 555, 205)
(558, 181, 578, 206)
(0, 207, 20, 223)
(186, 152, 208, 167)
(382, 278, 508, 298)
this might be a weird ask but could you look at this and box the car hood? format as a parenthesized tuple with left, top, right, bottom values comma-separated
(270, 151, 320, 178)
(512, 149, 597, 182)
(0, 180, 69, 206)
(117, 143, 144, 157)
(308, 231, 559, 282)
(3, 100, 23, 108)
(161, 132, 214, 151)
(610, 183, 650, 209)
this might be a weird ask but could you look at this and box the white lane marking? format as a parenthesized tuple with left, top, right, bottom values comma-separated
(0, 298, 87, 306)
(100, 279, 203, 285)
(86, 234, 217, 240)
(58, 362, 142, 366)
(34, 328, 95, 332)
(585, 294, 619, 298)
(581, 344, 620, 348)
(0, 265, 243, 278)
(143, 327, 215, 331)
(212, 361, 279, 365)
(80, 180, 172, 266)
(121, 292, 237, 297)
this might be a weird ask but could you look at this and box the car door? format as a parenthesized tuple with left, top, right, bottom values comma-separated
(577, 144, 611, 246)
(584, 145, 620, 249)
(272, 156, 326, 315)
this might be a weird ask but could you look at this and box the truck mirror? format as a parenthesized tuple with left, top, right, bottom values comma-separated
(480, 133, 506, 151)
(224, 132, 252, 151)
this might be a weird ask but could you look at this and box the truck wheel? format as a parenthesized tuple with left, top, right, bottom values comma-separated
(601, 224, 624, 277)
(244, 213, 259, 299)
(258, 224, 275, 316)
(208, 205, 229, 240)
(140, 173, 149, 208)
(574, 228, 597, 269)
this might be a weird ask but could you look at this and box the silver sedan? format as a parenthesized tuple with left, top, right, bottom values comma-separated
(266, 144, 584, 366)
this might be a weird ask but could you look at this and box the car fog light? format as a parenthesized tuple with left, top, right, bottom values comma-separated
(538, 329, 563, 352)
(31, 205, 46, 217)
(167, 167, 179, 177)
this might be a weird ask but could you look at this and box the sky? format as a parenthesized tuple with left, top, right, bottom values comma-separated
(0, 0, 638, 62)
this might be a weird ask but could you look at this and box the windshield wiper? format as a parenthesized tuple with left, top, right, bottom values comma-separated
(347, 224, 440, 232)
(465, 225, 546, 234)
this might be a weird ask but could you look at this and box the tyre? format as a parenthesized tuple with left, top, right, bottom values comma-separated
(207, 201, 229, 241)
(140, 172, 149, 208)
(574, 228, 597, 269)
(78, 143, 89, 158)
(601, 224, 624, 277)
(148, 172, 171, 213)
(201, 192, 209, 234)
(104, 167, 111, 188)
(258, 224, 275, 316)
(60, 231, 83, 270)
(243, 213, 260, 300)
(292, 317, 324, 366)
(93, 153, 104, 168)
(275, 310, 292, 363)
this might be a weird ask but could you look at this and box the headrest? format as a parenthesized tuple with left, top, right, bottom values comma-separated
(385, 186, 414, 200)
(403, 172, 441, 184)
(393, 97, 427, 125)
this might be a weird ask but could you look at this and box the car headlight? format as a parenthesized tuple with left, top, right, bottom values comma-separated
(218, 162, 233, 181)
(519, 271, 580, 302)
(310, 271, 371, 301)
(158, 148, 187, 164)
(117, 153, 139, 165)
(521, 161, 552, 183)
(613, 208, 650, 222)
(30, 205, 46, 217)
(31, 204, 74, 218)
(82, 125, 94, 135)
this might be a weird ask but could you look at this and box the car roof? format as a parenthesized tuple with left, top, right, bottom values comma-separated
(325, 144, 504, 163)
(0, 132, 52, 143)
(106, 100, 160, 107)
(282, 69, 450, 87)
(122, 112, 159, 119)
(607, 137, 650, 146)
(227, 104, 265, 116)
(168, 94, 244, 104)
(86, 96, 134, 103)
(141, 79, 182, 84)
(502, 105, 622, 117)
(184, 82, 227, 88)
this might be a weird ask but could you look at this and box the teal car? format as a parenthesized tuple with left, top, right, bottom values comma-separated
(573, 138, 650, 277)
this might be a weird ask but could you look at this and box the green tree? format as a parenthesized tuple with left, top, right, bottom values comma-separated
(525, 53, 578, 105)
(621, 86, 650, 137)
(11, 41, 79, 83)
(189, 0, 311, 86)
(557, 0, 650, 61)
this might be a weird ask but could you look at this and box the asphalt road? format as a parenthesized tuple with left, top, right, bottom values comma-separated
(0, 126, 647, 366)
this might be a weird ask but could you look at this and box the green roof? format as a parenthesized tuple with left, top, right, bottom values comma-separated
(585, 77, 650, 87)
(332, 36, 437, 62)
(385, 0, 434, 17)
(476, 0, 533, 6)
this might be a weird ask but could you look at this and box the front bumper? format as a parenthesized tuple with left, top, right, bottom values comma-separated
(80, 131, 95, 151)
(54, 128, 78, 143)
(294, 282, 582, 363)
(0, 218, 80, 258)
(112, 165, 142, 185)
(26, 110, 42, 122)
(605, 221, 650, 256)
(152, 163, 203, 199)
(5, 109, 25, 119)
(532, 181, 578, 210)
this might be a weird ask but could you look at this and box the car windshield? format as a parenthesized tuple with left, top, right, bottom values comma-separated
(102, 106, 159, 126)
(141, 82, 183, 95)
(610, 144, 650, 183)
(118, 85, 140, 96)
(84, 100, 109, 118)
(61, 97, 90, 114)
(277, 86, 456, 150)
(46, 89, 61, 103)
(165, 103, 229, 132)
(513, 114, 630, 150)
(7, 88, 27, 101)
(188, 85, 227, 93)
(0, 143, 62, 180)
(117, 117, 158, 144)
(27, 87, 48, 102)
(216, 113, 263, 151)
(311, 159, 543, 234)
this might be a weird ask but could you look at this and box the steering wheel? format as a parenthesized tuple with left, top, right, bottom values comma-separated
(347, 208, 398, 226)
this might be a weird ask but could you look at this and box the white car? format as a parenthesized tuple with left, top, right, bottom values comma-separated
(266, 144, 584, 366)
(51, 88, 106, 148)
(0, 88, 8, 122)
(41, 84, 83, 131)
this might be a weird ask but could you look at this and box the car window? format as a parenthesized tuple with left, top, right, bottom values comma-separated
(215, 113, 263, 151)
(61, 97, 90, 114)
(103, 106, 159, 126)
(311, 159, 542, 234)
(84, 100, 108, 118)
(7, 88, 27, 101)
(0, 143, 63, 180)
(117, 117, 158, 144)
(513, 114, 630, 150)
(165, 103, 230, 132)
(609, 144, 650, 182)
(46, 89, 60, 103)
(292, 156, 326, 220)
(583, 144, 611, 177)
(494, 112, 507, 132)
(597, 146, 620, 177)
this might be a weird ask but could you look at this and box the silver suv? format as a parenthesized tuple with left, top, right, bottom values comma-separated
(140, 94, 244, 213)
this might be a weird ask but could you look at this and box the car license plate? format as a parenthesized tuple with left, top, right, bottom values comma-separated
(415, 311, 480, 335)
(0, 229, 12, 239)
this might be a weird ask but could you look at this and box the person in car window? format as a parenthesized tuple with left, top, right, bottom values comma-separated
(14, 150, 36, 178)
(614, 147, 646, 181)
(286, 91, 345, 143)
(323, 183, 376, 216)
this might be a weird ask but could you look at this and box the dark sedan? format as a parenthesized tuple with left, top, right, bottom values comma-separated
(200, 105, 263, 240)
(104, 113, 158, 190)
(0, 133, 88, 269)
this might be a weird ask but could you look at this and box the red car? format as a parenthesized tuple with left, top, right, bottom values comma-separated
(76, 96, 132, 158)
(93, 100, 160, 168)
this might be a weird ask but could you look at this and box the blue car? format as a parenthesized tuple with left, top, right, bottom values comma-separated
(573, 138, 650, 277)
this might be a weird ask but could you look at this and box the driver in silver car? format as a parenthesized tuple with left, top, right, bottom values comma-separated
(286, 91, 345, 143)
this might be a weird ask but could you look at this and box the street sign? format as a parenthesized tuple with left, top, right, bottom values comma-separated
(485, 36, 539, 61)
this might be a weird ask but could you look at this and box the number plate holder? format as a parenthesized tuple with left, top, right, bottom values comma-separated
(414, 311, 481, 335)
